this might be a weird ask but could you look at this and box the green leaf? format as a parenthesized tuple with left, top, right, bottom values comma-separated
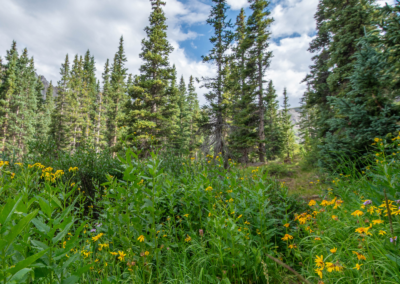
(60, 264, 92, 284)
(0, 210, 38, 252)
(37, 197, 52, 218)
(62, 253, 80, 270)
(0, 248, 49, 281)
(0, 196, 23, 225)
(50, 195, 63, 210)
(8, 268, 32, 283)
(52, 220, 74, 245)
(31, 218, 50, 234)
(54, 197, 78, 225)
(31, 240, 49, 250)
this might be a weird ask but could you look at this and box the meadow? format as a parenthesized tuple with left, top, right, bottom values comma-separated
(0, 136, 400, 283)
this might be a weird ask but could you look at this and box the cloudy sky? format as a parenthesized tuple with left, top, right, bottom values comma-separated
(0, 0, 395, 107)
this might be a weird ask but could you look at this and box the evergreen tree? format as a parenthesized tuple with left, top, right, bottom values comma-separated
(108, 36, 128, 156)
(201, 0, 234, 159)
(280, 88, 295, 162)
(264, 80, 283, 159)
(229, 8, 257, 163)
(125, 0, 175, 153)
(94, 59, 111, 151)
(246, 0, 273, 162)
(50, 54, 71, 150)
(176, 74, 191, 152)
(187, 75, 201, 153)
(0, 42, 18, 153)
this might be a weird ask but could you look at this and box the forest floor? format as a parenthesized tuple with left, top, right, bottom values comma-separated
(245, 156, 328, 199)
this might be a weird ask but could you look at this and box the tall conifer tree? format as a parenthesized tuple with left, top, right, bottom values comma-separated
(125, 0, 175, 152)
(108, 37, 128, 156)
(246, 0, 273, 162)
(201, 0, 234, 159)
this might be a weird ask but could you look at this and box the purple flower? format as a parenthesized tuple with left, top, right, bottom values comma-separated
(390, 236, 397, 243)
(396, 200, 400, 204)
(90, 229, 96, 233)
(96, 223, 102, 227)
(363, 200, 372, 206)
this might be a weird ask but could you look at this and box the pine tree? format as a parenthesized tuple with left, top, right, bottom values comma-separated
(0, 42, 18, 153)
(94, 60, 111, 151)
(264, 80, 283, 159)
(108, 37, 128, 156)
(125, 0, 175, 153)
(201, 0, 234, 159)
(280, 88, 295, 162)
(228, 8, 257, 163)
(176, 75, 190, 152)
(187, 75, 201, 153)
(50, 54, 71, 150)
(246, 0, 273, 162)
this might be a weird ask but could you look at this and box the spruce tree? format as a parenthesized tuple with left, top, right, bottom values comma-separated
(0, 42, 18, 153)
(245, 0, 273, 162)
(108, 37, 128, 156)
(280, 88, 295, 162)
(264, 80, 283, 159)
(229, 8, 257, 163)
(201, 0, 234, 159)
(187, 75, 201, 153)
(50, 54, 71, 150)
(176, 75, 190, 152)
(125, 0, 175, 153)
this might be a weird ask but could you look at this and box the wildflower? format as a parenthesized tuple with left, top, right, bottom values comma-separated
(325, 262, 335, 273)
(205, 186, 213, 192)
(110, 252, 118, 256)
(372, 219, 384, 225)
(185, 235, 192, 242)
(137, 235, 145, 242)
(315, 268, 323, 279)
(68, 167, 78, 172)
(96, 223, 102, 227)
(353, 264, 363, 270)
(331, 215, 338, 220)
(10, 173, 15, 179)
(363, 200, 372, 206)
(229, 198, 234, 203)
(63, 241, 66, 248)
(144, 251, 149, 256)
(315, 255, 324, 268)
(91, 233, 104, 242)
(298, 218, 307, 225)
(355, 227, 372, 236)
(320, 200, 329, 207)
(183, 214, 189, 218)
(288, 244, 297, 249)
(351, 210, 364, 217)
(390, 236, 397, 243)
(379, 230, 387, 236)
(315, 237, 321, 241)
(118, 251, 126, 261)
(352, 251, 366, 261)
(90, 229, 96, 233)
(245, 221, 250, 225)
(208, 212, 212, 217)
(283, 223, 290, 228)
(237, 214, 242, 219)
(281, 234, 293, 241)
(330, 247, 337, 254)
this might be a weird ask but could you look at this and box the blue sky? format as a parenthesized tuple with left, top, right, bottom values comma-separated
(0, 0, 395, 107)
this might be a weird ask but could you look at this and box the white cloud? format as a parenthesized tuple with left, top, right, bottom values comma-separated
(268, 34, 315, 107)
(270, 0, 318, 38)
(226, 0, 249, 10)
(0, 0, 211, 104)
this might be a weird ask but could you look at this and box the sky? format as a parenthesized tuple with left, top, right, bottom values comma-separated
(0, 0, 396, 107)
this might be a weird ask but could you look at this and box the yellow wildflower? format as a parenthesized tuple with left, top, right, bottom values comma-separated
(137, 235, 145, 242)
(283, 223, 290, 228)
(351, 210, 364, 217)
(354, 263, 363, 270)
(315, 255, 324, 268)
(330, 247, 337, 254)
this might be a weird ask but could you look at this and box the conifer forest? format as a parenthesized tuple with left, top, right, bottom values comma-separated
(1, 0, 400, 283)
